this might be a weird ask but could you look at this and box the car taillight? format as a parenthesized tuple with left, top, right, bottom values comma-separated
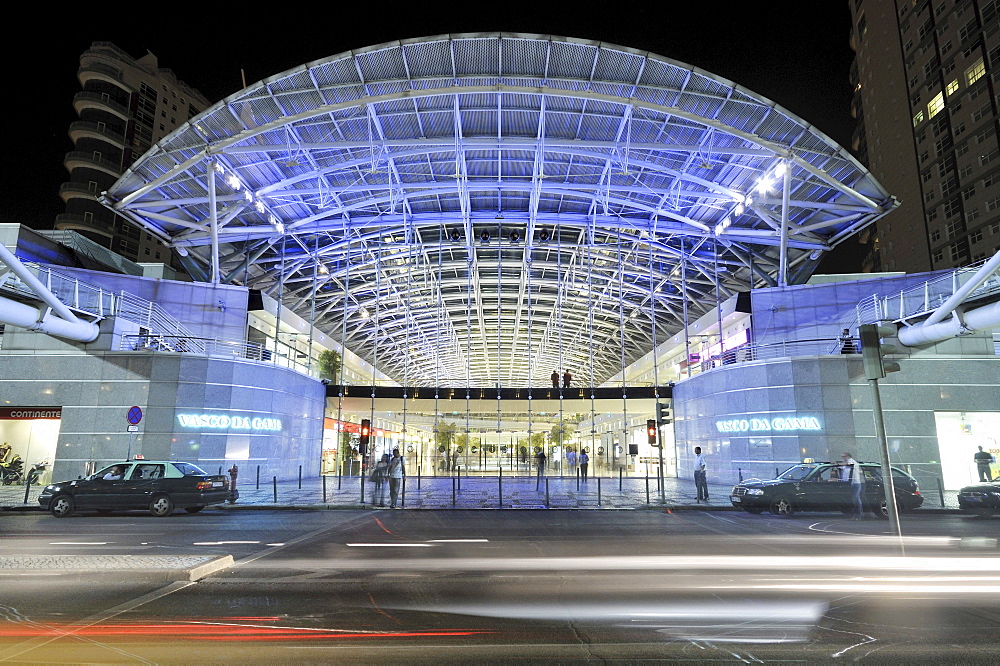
(196, 481, 213, 490)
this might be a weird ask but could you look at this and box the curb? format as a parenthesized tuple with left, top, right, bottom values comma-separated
(0, 554, 234, 582)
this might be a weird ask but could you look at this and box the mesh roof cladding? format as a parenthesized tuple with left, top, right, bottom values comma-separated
(105, 33, 895, 387)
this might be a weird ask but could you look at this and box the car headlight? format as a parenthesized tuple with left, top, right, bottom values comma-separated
(746, 488, 765, 496)
(42, 485, 55, 492)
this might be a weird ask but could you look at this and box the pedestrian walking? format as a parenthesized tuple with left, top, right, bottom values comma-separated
(551, 370, 560, 388)
(370, 454, 389, 506)
(579, 450, 589, 480)
(693, 446, 708, 501)
(388, 448, 405, 508)
(566, 448, 577, 473)
(535, 449, 547, 478)
(842, 452, 865, 519)
(562, 369, 572, 388)
(838, 328, 856, 354)
(974, 445, 995, 482)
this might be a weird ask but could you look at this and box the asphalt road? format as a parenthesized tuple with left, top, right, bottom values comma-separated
(2, 508, 1000, 662)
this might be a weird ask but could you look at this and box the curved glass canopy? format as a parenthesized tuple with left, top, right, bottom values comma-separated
(105, 33, 895, 387)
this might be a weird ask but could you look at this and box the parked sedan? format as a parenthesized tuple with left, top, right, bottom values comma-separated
(39, 461, 230, 517)
(957, 481, 1000, 517)
(730, 462, 923, 517)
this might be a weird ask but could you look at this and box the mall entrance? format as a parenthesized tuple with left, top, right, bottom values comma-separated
(323, 386, 674, 479)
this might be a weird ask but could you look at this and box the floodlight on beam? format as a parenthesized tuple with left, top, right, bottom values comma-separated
(480, 230, 491, 243)
(450, 229, 462, 242)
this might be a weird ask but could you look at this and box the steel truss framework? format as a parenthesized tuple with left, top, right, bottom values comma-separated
(104, 34, 896, 387)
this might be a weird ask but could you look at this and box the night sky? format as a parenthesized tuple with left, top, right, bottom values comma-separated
(10, 3, 861, 271)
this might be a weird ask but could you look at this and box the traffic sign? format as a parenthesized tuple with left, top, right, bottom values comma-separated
(127, 406, 143, 425)
(127, 425, 139, 432)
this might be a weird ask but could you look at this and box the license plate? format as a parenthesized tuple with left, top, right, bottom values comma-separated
(730, 495, 740, 502)
(966, 496, 982, 502)
(212, 481, 224, 488)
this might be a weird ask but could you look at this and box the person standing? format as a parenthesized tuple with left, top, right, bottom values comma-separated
(566, 448, 577, 474)
(535, 449, 547, 479)
(838, 328, 856, 354)
(974, 446, 996, 482)
(551, 370, 560, 388)
(563, 369, 572, 388)
(370, 454, 389, 506)
(842, 452, 865, 519)
(388, 448, 405, 508)
(693, 446, 708, 501)
(579, 449, 589, 480)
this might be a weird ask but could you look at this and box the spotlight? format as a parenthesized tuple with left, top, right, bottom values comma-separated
(509, 230, 521, 243)
(480, 230, 491, 243)
(450, 229, 462, 242)
(538, 229, 550, 242)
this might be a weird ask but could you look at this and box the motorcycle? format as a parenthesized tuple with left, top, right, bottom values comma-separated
(26, 459, 50, 486)
(0, 454, 24, 485)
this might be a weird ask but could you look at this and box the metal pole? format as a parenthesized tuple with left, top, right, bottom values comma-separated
(868, 377, 904, 551)
(298, 465, 302, 489)
(323, 474, 327, 503)
(272, 476, 277, 503)
(545, 478, 549, 506)
(937, 477, 945, 507)
(597, 477, 602, 507)
(256, 465, 260, 490)
(498, 467, 503, 508)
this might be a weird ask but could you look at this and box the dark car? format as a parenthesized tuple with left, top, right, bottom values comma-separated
(957, 481, 1000, 517)
(730, 462, 923, 517)
(39, 461, 230, 517)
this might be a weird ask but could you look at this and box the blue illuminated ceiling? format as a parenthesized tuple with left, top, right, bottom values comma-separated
(105, 34, 896, 386)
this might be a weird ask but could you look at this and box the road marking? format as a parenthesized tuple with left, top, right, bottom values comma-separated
(428, 539, 489, 543)
(48, 542, 109, 545)
(192, 540, 261, 546)
(347, 543, 433, 548)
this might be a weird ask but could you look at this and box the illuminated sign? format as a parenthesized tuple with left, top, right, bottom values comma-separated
(707, 329, 749, 358)
(176, 413, 282, 431)
(716, 416, 822, 433)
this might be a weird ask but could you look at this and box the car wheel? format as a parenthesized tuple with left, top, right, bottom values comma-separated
(769, 497, 795, 517)
(149, 494, 175, 517)
(875, 500, 891, 519)
(49, 495, 75, 518)
(184, 506, 205, 514)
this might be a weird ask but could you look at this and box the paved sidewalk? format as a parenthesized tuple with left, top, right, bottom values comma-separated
(0, 554, 233, 582)
(2, 474, 962, 511)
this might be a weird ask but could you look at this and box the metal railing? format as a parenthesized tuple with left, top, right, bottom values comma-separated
(120, 334, 266, 361)
(855, 259, 1000, 326)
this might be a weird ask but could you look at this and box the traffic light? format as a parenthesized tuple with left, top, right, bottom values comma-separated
(359, 419, 371, 454)
(658, 401, 673, 424)
(647, 419, 658, 445)
(859, 323, 901, 380)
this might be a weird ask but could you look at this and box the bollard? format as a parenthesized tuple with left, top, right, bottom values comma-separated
(418, 466, 422, 490)
(322, 474, 327, 503)
(218, 466, 223, 475)
(645, 475, 650, 505)
(457, 466, 461, 491)
(545, 478, 550, 507)
(23, 478, 31, 505)
(452, 477, 456, 506)
(739, 468, 744, 482)
(937, 476, 945, 507)
(298, 465, 302, 489)
(776, 467, 780, 478)
(360, 469, 365, 504)
(401, 478, 406, 508)
(598, 477, 602, 507)
(256, 465, 260, 490)
(577, 467, 580, 491)
(498, 468, 503, 508)
(272, 476, 277, 503)
(619, 466, 623, 491)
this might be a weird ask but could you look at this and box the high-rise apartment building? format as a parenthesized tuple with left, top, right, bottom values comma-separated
(849, 0, 1000, 273)
(57, 42, 210, 267)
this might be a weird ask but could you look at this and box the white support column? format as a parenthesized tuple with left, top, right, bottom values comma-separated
(778, 162, 791, 287)
(207, 159, 221, 285)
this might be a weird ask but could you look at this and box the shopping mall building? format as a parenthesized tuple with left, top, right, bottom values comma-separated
(3, 35, 998, 490)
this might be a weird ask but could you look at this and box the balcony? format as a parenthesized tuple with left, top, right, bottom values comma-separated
(72, 91, 129, 120)
(58, 182, 101, 204)
(77, 61, 125, 88)
(63, 150, 122, 177)
(54, 214, 114, 239)
(68, 121, 125, 149)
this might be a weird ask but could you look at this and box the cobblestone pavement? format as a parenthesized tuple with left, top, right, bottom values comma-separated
(2, 474, 961, 511)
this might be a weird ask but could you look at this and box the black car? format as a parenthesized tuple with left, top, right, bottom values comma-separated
(39, 461, 230, 517)
(957, 481, 1000, 517)
(730, 462, 923, 517)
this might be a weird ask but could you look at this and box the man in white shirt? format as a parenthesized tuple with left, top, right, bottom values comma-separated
(841, 452, 865, 519)
(693, 447, 708, 502)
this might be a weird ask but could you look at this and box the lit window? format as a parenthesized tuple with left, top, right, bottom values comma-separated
(966, 59, 986, 85)
(927, 92, 945, 118)
(946, 79, 959, 96)
(913, 110, 925, 126)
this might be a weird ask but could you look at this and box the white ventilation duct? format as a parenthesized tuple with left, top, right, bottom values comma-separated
(0, 243, 100, 343)
(898, 299, 1000, 347)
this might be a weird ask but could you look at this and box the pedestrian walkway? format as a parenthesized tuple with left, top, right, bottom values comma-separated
(2, 474, 962, 511)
